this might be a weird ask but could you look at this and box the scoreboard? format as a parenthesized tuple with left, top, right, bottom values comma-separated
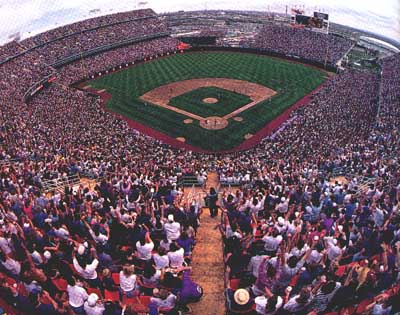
(291, 10, 330, 33)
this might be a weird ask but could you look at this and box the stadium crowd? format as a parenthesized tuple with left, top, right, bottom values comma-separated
(30, 17, 168, 65)
(220, 54, 400, 314)
(0, 7, 399, 315)
(58, 37, 180, 85)
(20, 9, 158, 49)
(253, 23, 354, 66)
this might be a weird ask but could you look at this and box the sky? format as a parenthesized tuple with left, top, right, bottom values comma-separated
(0, 0, 398, 44)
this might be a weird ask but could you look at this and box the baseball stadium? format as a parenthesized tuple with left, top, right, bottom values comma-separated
(0, 1, 399, 315)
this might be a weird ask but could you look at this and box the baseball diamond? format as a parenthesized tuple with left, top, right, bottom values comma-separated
(90, 51, 327, 151)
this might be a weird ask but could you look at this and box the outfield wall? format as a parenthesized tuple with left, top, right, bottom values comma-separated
(72, 46, 336, 87)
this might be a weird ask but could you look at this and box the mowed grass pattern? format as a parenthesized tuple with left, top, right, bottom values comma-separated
(91, 52, 327, 151)
(168, 87, 252, 118)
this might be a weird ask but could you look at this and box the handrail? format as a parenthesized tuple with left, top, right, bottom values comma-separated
(41, 174, 81, 193)
(0, 14, 159, 66)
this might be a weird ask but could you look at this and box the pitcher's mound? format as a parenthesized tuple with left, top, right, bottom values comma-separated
(183, 119, 193, 124)
(200, 117, 229, 130)
(233, 116, 243, 122)
(176, 137, 186, 142)
(203, 98, 218, 104)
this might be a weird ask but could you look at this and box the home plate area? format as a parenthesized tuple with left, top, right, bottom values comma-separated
(140, 78, 276, 130)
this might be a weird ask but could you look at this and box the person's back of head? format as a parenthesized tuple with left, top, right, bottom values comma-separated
(266, 263, 277, 278)
(321, 281, 336, 295)
(143, 264, 156, 279)
(28, 292, 39, 307)
(123, 265, 134, 277)
(124, 305, 138, 315)
(169, 242, 180, 252)
(287, 255, 299, 268)
(266, 295, 279, 311)
(139, 236, 146, 246)
(158, 246, 167, 256)
(67, 277, 76, 287)
(0, 251, 6, 262)
(297, 287, 311, 304)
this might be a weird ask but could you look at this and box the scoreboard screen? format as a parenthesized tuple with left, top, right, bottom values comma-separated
(295, 14, 324, 28)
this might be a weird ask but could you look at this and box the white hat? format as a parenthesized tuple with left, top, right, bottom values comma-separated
(77, 245, 85, 255)
(168, 214, 174, 222)
(87, 293, 98, 307)
(233, 289, 250, 305)
(276, 235, 283, 243)
(281, 197, 286, 202)
(43, 251, 52, 259)
(275, 295, 283, 308)
(277, 217, 285, 225)
(261, 224, 268, 231)
(121, 213, 131, 223)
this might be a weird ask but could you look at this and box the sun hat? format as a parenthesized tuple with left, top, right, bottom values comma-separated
(167, 214, 174, 222)
(234, 289, 250, 305)
(77, 245, 85, 255)
(102, 268, 111, 277)
(87, 293, 99, 307)
(43, 251, 52, 260)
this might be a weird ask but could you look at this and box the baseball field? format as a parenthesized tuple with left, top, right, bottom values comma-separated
(88, 51, 327, 151)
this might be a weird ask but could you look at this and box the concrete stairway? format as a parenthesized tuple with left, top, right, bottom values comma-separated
(189, 172, 226, 315)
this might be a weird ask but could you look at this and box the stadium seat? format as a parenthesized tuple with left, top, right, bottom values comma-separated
(104, 289, 120, 302)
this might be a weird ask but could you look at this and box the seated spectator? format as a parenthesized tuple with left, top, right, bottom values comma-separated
(84, 293, 105, 315)
(67, 277, 89, 315)
(150, 288, 177, 310)
(153, 247, 170, 270)
(168, 242, 185, 268)
(164, 214, 181, 242)
(136, 230, 154, 262)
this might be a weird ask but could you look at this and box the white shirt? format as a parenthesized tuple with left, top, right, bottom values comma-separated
(153, 253, 169, 270)
(263, 235, 282, 252)
(1, 257, 21, 275)
(89, 230, 108, 245)
(84, 302, 105, 315)
(73, 257, 99, 280)
(136, 241, 154, 260)
(150, 293, 177, 309)
(164, 221, 181, 241)
(67, 284, 88, 308)
(248, 255, 268, 278)
(54, 227, 70, 240)
(168, 248, 185, 268)
(0, 237, 12, 255)
(119, 271, 137, 292)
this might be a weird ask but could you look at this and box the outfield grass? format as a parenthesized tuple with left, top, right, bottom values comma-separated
(90, 51, 327, 151)
(168, 87, 252, 118)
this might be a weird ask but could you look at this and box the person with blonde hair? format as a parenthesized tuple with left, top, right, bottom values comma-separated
(119, 265, 138, 297)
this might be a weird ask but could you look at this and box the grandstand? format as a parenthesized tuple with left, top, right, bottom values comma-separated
(0, 5, 399, 315)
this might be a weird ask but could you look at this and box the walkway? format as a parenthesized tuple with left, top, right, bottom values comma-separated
(190, 172, 226, 315)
